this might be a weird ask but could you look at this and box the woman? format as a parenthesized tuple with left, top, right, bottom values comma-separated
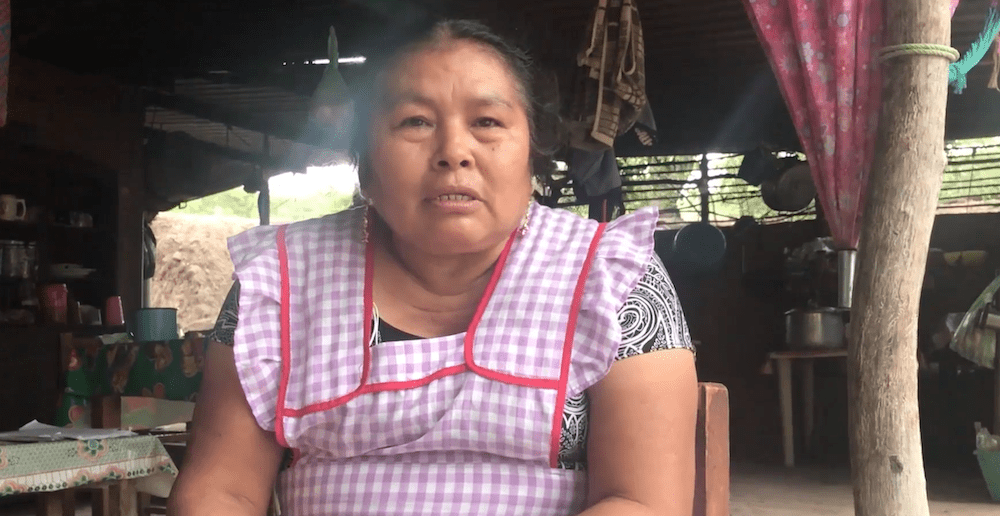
(168, 19, 697, 516)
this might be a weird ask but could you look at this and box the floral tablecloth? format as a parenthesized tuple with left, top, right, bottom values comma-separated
(56, 337, 206, 428)
(0, 435, 177, 497)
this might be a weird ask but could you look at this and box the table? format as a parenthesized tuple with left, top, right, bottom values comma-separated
(0, 435, 177, 515)
(766, 349, 848, 467)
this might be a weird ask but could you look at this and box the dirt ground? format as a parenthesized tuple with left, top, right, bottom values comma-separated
(149, 212, 256, 333)
(4, 462, 995, 515)
(730, 463, 999, 515)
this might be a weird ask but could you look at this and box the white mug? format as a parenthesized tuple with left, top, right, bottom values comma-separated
(0, 195, 26, 221)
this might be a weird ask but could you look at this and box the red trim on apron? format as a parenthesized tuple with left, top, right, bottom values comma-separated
(548, 223, 607, 467)
(275, 224, 292, 449)
(360, 220, 375, 387)
(284, 363, 471, 417)
(289, 229, 520, 416)
(274, 220, 608, 468)
(462, 231, 561, 388)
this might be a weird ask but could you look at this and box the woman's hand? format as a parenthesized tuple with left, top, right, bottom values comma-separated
(167, 341, 285, 516)
(582, 348, 699, 516)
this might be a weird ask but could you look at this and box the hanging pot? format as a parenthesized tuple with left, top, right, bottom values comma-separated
(761, 162, 816, 212)
(672, 221, 727, 274)
(737, 147, 780, 186)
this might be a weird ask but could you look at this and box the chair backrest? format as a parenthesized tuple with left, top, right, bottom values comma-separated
(695, 382, 730, 516)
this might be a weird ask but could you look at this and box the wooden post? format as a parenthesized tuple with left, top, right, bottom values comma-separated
(847, 0, 949, 514)
(117, 86, 147, 317)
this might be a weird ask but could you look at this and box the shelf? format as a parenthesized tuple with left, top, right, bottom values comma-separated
(49, 275, 104, 282)
(48, 224, 111, 235)
(0, 220, 40, 240)
(0, 323, 115, 332)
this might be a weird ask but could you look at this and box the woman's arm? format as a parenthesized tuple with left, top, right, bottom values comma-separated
(581, 348, 699, 516)
(166, 340, 285, 516)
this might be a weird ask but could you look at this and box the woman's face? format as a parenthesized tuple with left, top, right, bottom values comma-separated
(365, 40, 534, 257)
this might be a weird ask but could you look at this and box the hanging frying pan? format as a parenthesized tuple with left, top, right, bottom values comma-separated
(672, 221, 727, 274)
(671, 156, 727, 274)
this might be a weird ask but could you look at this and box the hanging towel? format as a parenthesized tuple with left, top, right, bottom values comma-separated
(568, 0, 651, 149)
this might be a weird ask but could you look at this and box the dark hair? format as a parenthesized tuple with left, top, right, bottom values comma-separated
(349, 19, 551, 189)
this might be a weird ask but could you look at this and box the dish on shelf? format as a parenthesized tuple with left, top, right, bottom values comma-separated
(50, 263, 96, 279)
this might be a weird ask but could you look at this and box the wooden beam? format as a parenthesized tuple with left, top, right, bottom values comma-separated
(848, 0, 949, 514)
(144, 128, 288, 171)
(142, 89, 318, 147)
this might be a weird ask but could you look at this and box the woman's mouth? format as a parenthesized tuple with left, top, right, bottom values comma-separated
(430, 193, 479, 213)
(437, 194, 476, 201)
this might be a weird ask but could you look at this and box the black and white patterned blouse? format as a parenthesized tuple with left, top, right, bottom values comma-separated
(210, 255, 693, 471)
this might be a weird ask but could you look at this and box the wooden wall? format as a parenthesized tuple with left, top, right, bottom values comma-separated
(0, 57, 145, 430)
(6, 55, 146, 316)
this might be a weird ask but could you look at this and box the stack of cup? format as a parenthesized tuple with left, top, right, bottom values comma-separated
(105, 296, 125, 327)
(38, 284, 68, 324)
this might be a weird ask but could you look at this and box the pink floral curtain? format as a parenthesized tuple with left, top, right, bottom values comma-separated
(742, 0, 884, 249)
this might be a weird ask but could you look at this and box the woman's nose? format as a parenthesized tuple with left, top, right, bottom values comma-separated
(433, 122, 474, 170)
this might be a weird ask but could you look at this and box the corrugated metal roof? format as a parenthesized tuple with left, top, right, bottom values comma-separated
(106, 0, 1000, 167)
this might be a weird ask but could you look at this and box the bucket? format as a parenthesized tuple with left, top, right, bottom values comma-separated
(976, 449, 1000, 501)
(131, 308, 179, 342)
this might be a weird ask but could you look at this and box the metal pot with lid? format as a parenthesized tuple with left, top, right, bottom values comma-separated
(785, 307, 848, 350)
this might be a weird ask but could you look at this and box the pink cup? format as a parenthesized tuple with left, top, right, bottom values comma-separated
(39, 284, 68, 324)
(104, 296, 125, 327)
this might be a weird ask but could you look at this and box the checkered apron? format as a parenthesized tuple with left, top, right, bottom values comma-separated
(229, 203, 658, 516)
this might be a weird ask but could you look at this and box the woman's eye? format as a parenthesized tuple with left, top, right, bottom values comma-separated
(474, 118, 503, 128)
(399, 117, 429, 128)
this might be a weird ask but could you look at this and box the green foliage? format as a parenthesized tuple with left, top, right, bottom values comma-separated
(616, 153, 816, 226)
(269, 190, 355, 222)
(943, 139, 1000, 205)
(170, 186, 355, 223)
(615, 138, 1000, 226)
(172, 188, 259, 219)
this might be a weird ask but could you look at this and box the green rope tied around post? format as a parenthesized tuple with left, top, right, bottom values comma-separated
(878, 43, 960, 64)
(948, 2, 1000, 94)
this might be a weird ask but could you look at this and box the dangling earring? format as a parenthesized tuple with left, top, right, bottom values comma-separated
(362, 203, 373, 244)
(358, 193, 374, 244)
(518, 204, 531, 236)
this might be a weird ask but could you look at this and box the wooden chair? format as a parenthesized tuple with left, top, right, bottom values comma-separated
(695, 382, 730, 516)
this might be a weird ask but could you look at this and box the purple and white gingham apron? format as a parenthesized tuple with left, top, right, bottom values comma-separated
(229, 203, 657, 516)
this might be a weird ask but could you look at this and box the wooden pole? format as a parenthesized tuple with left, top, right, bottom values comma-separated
(848, 0, 950, 514)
